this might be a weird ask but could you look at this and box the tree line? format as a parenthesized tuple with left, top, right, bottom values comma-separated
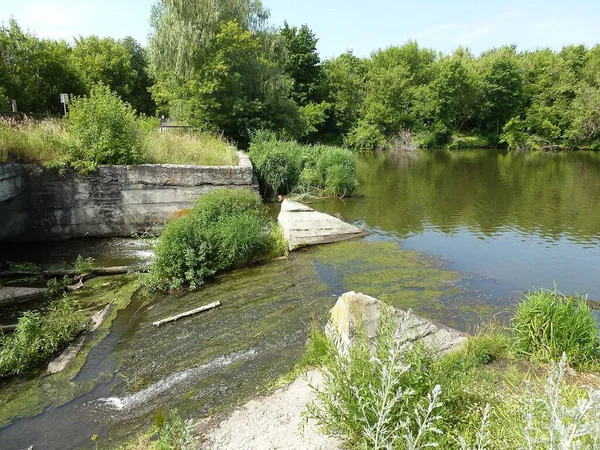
(2, 0, 600, 150)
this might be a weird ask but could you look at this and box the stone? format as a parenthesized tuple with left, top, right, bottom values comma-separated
(329, 291, 467, 355)
(277, 200, 366, 251)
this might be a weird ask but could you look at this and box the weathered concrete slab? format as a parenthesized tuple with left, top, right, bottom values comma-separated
(0, 286, 47, 307)
(277, 200, 366, 251)
(329, 291, 467, 355)
(0, 152, 258, 242)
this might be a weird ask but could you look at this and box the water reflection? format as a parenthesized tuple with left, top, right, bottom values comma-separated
(311, 149, 600, 299)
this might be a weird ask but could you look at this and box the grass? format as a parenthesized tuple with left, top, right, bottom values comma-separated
(143, 130, 237, 166)
(0, 118, 68, 164)
(249, 130, 358, 198)
(512, 288, 600, 370)
(0, 118, 238, 167)
(118, 409, 195, 450)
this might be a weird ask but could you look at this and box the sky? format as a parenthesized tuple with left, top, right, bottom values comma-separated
(1, 0, 599, 59)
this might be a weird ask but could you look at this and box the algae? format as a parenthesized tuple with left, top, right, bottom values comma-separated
(0, 275, 138, 427)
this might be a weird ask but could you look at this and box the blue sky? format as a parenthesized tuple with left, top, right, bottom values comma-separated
(2, 0, 599, 58)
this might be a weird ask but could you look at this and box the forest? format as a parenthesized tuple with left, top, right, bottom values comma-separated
(1, 0, 600, 151)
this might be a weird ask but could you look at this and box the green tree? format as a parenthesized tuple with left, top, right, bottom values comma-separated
(481, 52, 525, 136)
(0, 19, 82, 113)
(281, 22, 322, 106)
(149, 0, 298, 146)
(72, 36, 153, 114)
(322, 52, 366, 138)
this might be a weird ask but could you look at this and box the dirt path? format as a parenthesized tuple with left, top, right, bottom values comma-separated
(199, 370, 340, 450)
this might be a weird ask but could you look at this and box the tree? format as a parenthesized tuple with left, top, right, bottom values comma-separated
(322, 52, 366, 137)
(148, 0, 299, 147)
(72, 36, 154, 114)
(281, 22, 322, 106)
(482, 54, 524, 136)
(0, 20, 82, 113)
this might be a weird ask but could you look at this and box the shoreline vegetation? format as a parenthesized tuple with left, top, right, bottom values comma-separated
(299, 288, 600, 449)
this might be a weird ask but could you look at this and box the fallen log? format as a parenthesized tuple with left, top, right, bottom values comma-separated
(153, 301, 222, 327)
(0, 265, 145, 279)
(0, 324, 17, 333)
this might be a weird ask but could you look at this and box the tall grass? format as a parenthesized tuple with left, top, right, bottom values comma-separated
(512, 289, 600, 369)
(0, 119, 237, 167)
(143, 130, 237, 166)
(0, 297, 83, 378)
(0, 118, 68, 164)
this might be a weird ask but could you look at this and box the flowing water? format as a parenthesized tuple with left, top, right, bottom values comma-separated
(1, 149, 599, 449)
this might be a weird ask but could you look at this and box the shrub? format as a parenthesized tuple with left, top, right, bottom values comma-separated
(65, 84, 144, 173)
(0, 297, 82, 377)
(143, 189, 279, 292)
(249, 131, 302, 197)
(249, 132, 358, 198)
(345, 122, 386, 150)
(512, 289, 599, 369)
(305, 310, 488, 449)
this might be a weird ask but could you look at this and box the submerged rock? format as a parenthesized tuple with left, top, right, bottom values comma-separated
(329, 291, 467, 355)
(277, 199, 366, 251)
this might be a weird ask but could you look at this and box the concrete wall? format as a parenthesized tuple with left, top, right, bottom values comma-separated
(0, 164, 23, 202)
(0, 152, 257, 242)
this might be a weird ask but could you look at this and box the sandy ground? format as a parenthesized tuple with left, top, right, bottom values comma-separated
(199, 369, 341, 450)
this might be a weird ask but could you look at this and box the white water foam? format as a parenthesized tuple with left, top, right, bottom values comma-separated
(95, 349, 256, 412)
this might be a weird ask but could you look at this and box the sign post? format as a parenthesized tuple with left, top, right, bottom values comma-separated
(60, 93, 69, 115)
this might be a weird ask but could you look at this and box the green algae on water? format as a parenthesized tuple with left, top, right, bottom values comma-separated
(0, 275, 139, 427)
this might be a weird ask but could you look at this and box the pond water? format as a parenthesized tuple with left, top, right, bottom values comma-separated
(312, 149, 600, 301)
(1, 149, 599, 449)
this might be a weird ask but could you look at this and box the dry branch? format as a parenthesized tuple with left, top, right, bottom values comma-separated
(153, 301, 222, 327)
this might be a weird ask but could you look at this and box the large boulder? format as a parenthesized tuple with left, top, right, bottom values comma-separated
(277, 200, 366, 252)
(329, 291, 467, 355)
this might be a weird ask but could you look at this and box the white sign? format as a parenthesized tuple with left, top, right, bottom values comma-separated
(60, 93, 69, 104)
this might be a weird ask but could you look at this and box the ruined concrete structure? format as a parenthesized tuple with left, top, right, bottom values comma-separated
(0, 153, 256, 242)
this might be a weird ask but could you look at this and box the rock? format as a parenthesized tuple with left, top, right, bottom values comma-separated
(329, 291, 467, 355)
(0, 286, 47, 307)
(277, 200, 366, 251)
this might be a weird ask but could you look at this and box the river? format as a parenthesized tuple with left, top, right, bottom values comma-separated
(1, 149, 599, 449)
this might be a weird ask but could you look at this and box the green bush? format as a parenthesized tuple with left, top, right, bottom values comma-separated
(512, 289, 599, 369)
(0, 298, 82, 377)
(65, 84, 144, 173)
(249, 132, 358, 198)
(144, 189, 280, 292)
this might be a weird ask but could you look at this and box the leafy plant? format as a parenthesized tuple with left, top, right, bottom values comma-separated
(143, 189, 281, 292)
(65, 84, 144, 173)
(74, 255, 95, 275)
(0, 297, 82, 377)
(249, 131, 358, 198)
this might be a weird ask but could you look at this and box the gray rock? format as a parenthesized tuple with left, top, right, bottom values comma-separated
(329, 291, 467, 355)
(277, 200, 366, 251)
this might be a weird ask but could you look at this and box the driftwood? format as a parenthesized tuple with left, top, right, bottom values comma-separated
(0, 324, 17, 333)
(153, 301, 221, 327)
(0, 265, 144, 279)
